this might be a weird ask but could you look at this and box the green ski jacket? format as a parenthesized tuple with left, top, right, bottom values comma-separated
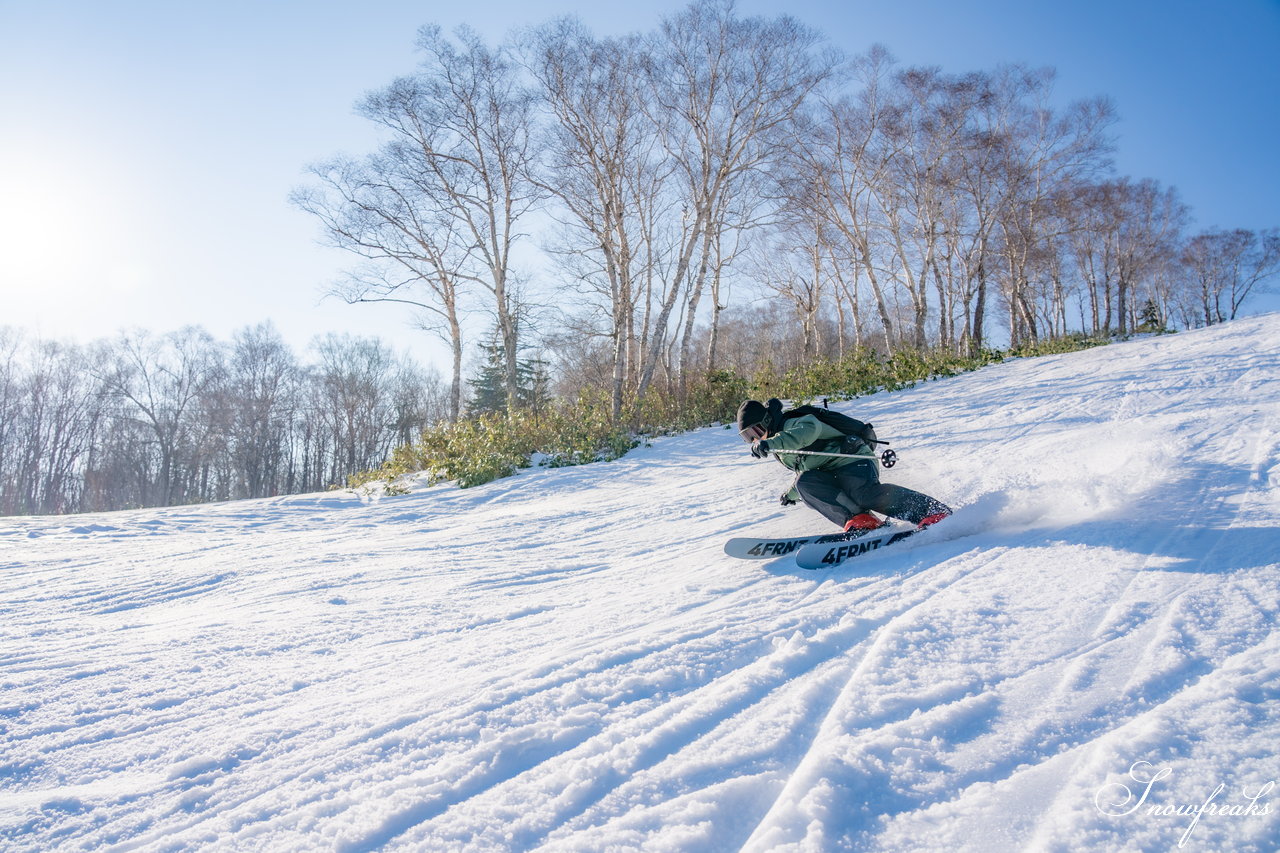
(766, 414, 877, 501)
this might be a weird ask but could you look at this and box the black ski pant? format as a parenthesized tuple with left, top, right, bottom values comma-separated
(794, 460, 948, 528)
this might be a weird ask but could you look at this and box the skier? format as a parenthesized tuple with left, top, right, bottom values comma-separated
(736, 398, 952, 534)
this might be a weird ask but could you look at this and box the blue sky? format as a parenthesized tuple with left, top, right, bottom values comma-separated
(1, 0, 1277, 368)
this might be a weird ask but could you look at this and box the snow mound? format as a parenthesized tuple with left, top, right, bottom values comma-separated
(3, 316, 1279, 851)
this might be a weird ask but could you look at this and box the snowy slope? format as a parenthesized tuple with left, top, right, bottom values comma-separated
(3, 316, 1279, 853)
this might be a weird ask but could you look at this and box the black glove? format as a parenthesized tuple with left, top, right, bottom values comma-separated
(750, 439, 771, 459)
(779, 492, 797, 507)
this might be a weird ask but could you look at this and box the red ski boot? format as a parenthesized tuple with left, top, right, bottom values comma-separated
(843, 513, 885, 533)
(916, 509, 952, 530)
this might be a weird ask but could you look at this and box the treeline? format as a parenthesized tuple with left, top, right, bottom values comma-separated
(364, 325, 1108, 493)
(295, 0, 1279, 427)
(0, 324, 445, 515)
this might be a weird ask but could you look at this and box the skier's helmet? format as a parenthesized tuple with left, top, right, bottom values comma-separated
(736, 399, 769, 442)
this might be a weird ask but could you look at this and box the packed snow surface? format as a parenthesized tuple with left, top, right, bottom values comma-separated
(3, 316, 1280, 852)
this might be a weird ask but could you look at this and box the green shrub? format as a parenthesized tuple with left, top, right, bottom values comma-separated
(768, 345, 1004, 405)
(350, 398, 642, 492)
(1008, 333, 1111, 358)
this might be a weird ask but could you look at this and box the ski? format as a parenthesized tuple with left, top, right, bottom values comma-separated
(724, 528, 876, 560)
(793, 526, 922, 569)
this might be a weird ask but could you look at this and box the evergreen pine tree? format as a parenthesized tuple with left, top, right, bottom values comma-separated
(466, 332, 552, 417)
(1137, 298, 1165, 333)
(467, 338, 508, 416)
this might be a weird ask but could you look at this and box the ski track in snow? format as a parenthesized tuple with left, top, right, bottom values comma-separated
(3, 316, 1280, 852)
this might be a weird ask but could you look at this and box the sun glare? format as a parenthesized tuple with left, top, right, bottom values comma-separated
(0, 150, 152, 337)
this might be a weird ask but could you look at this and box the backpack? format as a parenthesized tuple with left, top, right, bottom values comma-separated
(776, 403, 882, 456)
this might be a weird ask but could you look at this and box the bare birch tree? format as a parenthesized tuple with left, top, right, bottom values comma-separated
(1108, 178, 1188, 334)
(523, 20, 660, 419)
(802, 46, 899, 352)
(294, 150, 470, 422)
(401, 25, 542, 416)
(991, 65, 1115, 346)
(297, 26, 541, 419)
(635, 0, 837, 399)
(1181, 228, 1280, 325)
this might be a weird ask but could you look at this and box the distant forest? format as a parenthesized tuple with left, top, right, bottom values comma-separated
(5, 0, 1277, 515)
(0, 325, 447, 515)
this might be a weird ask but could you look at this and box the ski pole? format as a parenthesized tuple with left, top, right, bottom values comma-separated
(770, 448, 877, 460)
(769, 447, 900, 467)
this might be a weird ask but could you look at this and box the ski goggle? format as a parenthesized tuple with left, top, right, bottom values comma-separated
(739, 423, 767, 442)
